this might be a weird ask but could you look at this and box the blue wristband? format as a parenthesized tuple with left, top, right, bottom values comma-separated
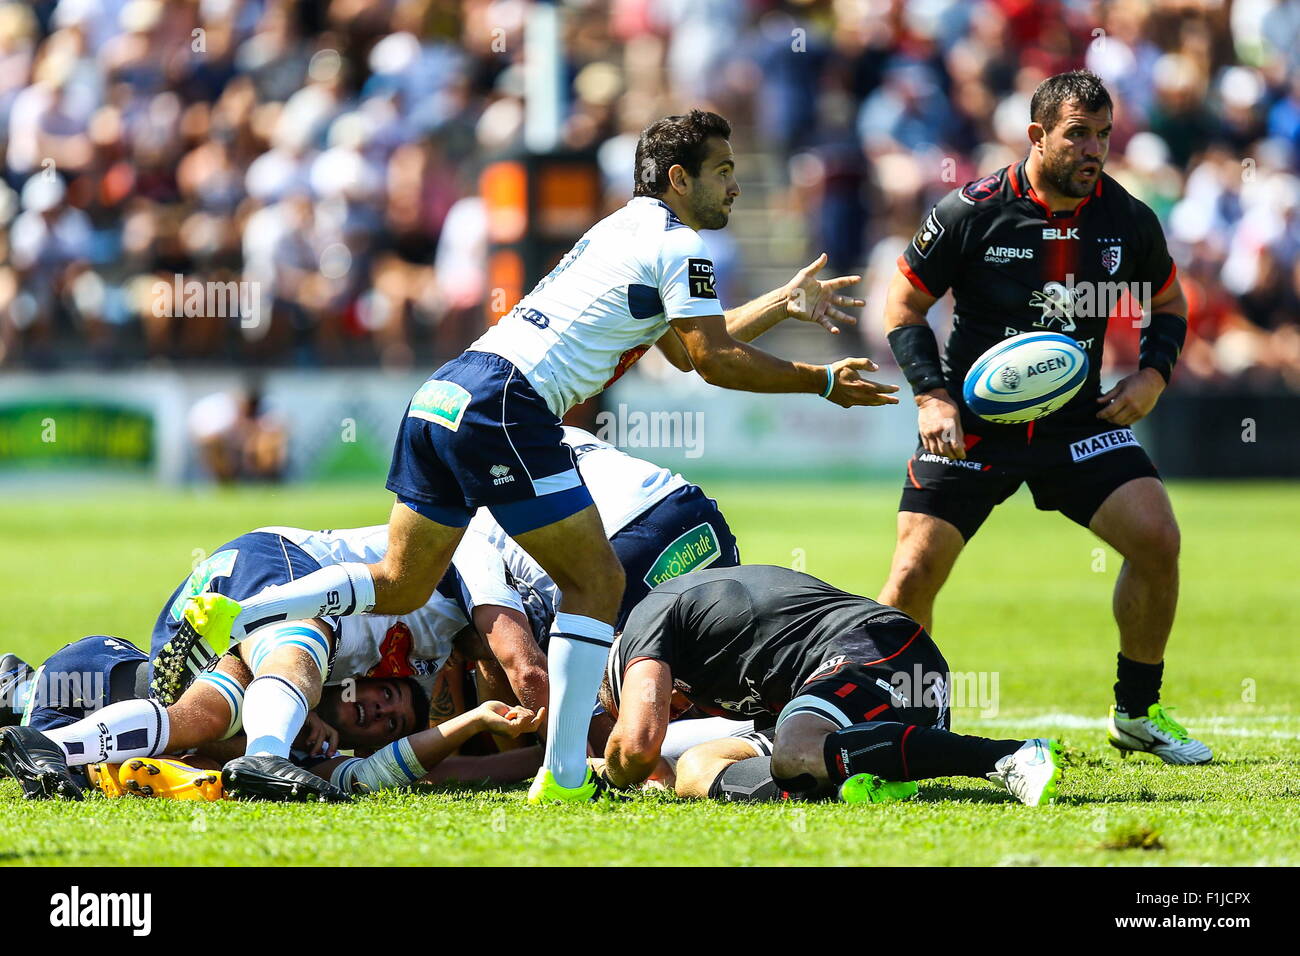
(821, 364, 836, 399)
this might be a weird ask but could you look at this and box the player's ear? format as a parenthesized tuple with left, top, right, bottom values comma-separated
(1028, 122, 1047, 149)
(667, 163, 690, 194)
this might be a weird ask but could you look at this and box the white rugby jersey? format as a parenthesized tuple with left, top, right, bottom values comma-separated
(254, 526, 524, 695)
(465, 427, 692, 617)
(469, 197, 724, 416)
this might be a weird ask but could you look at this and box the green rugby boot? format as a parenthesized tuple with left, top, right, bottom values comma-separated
(150, 593, 240, 705)
(838, 773, 919, 805)
(527, 767, 598, 805)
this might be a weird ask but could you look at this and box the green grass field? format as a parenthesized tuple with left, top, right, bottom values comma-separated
(2, 480, 1297, 866)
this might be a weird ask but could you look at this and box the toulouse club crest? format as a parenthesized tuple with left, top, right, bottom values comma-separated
(1101, 244, 1122, 276)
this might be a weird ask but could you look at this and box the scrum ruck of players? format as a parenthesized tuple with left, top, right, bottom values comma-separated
(152, 108, 897, 805)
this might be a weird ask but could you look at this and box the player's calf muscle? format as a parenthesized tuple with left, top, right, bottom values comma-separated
(771, 717, 834, 783)
(166, 688, 230, 751)
(369, 558, 435, 614)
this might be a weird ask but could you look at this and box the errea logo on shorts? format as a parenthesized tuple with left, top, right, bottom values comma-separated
(489, 464, 515, 486)
(1070, 428, 1138, 462)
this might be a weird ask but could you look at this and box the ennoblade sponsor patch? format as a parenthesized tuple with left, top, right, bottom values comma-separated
(408, 380, 471, 431)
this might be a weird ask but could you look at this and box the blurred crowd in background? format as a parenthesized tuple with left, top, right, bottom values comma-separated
(0, 0, 1298, 391)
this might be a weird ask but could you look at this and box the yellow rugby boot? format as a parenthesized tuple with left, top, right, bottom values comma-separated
(120, 757, 225, 801)
(87, 762, 129, 798)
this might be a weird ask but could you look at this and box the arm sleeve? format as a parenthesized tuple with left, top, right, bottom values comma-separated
(899, 189, 970, 299)
(658, 228, 725, 321)
(1132, 200, 1177, 296)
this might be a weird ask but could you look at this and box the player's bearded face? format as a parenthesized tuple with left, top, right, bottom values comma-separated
(1040, 105, 1111, 199)
(685, 138, 738, 230)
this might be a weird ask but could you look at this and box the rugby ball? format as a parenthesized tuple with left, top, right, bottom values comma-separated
(962, 332, 1088, 424)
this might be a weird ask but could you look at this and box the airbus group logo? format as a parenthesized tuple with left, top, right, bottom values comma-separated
(984, 245, 1033, 264)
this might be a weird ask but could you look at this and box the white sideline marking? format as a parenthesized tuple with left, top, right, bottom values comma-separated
(963, 713, 1299, 739)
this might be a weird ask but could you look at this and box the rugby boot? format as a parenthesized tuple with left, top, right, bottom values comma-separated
(1108, 703, 1211, 764)
(838, 774, 919, 805)
(222, 754, 349, 803)
(121, 757, 224, 800)
(151, 594, 239, 705)
(0, 726, 84, 800)
(986, 738, 1063, 807)
(87, 762, 129, 798)
(527, 767, 598, 804)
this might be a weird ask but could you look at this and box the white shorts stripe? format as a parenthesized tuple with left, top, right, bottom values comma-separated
(776, 694, 855, 732)
(532, 468, 583, 496)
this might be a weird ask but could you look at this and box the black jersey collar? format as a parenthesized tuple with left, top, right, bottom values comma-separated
(1008, 159, 1101, 220)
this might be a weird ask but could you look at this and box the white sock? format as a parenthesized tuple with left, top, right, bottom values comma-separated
(242, 675, 309, 758)
(232, 562, 375, 641)
(543, 612, 614, 789)
(43, 699, 169, 767)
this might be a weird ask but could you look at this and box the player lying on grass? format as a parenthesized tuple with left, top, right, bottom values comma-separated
(90, 700, 545, 801)
(0, 636, 544, 800)
(0, 523, 538, 800)
(168, 109, 899, 805)
(597, 565, 1064, 806)
(0, 633, 428, 799)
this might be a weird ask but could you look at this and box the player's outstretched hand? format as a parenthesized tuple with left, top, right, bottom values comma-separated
(917, 388, 966, 459)
(296, 711, 340, 758)
(1097, 368, 1165, 426)
(827, 357, 900, 408)
(477, 700, 545, 738)
(784, 253, 865, 334)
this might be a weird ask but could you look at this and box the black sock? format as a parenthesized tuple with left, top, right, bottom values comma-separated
(1114, 653, 1163, 715)
(896, 727, 1023, 779)
(823, 722, 1023, 782)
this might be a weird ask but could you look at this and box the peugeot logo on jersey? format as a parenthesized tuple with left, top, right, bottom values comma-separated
(1029, 281, 1077, 332)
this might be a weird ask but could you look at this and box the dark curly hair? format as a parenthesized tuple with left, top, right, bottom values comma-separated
(632, 109, 732, 198)
(1030, 70, 1113, 132)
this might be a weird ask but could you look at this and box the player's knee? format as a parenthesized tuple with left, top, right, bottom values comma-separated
(381, 572, 435, 614)
(888, 553, 945, 601)
(770, 740, 825, 785)
(1128, 518, 1180, 568)
(552, 551, 625, 610)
